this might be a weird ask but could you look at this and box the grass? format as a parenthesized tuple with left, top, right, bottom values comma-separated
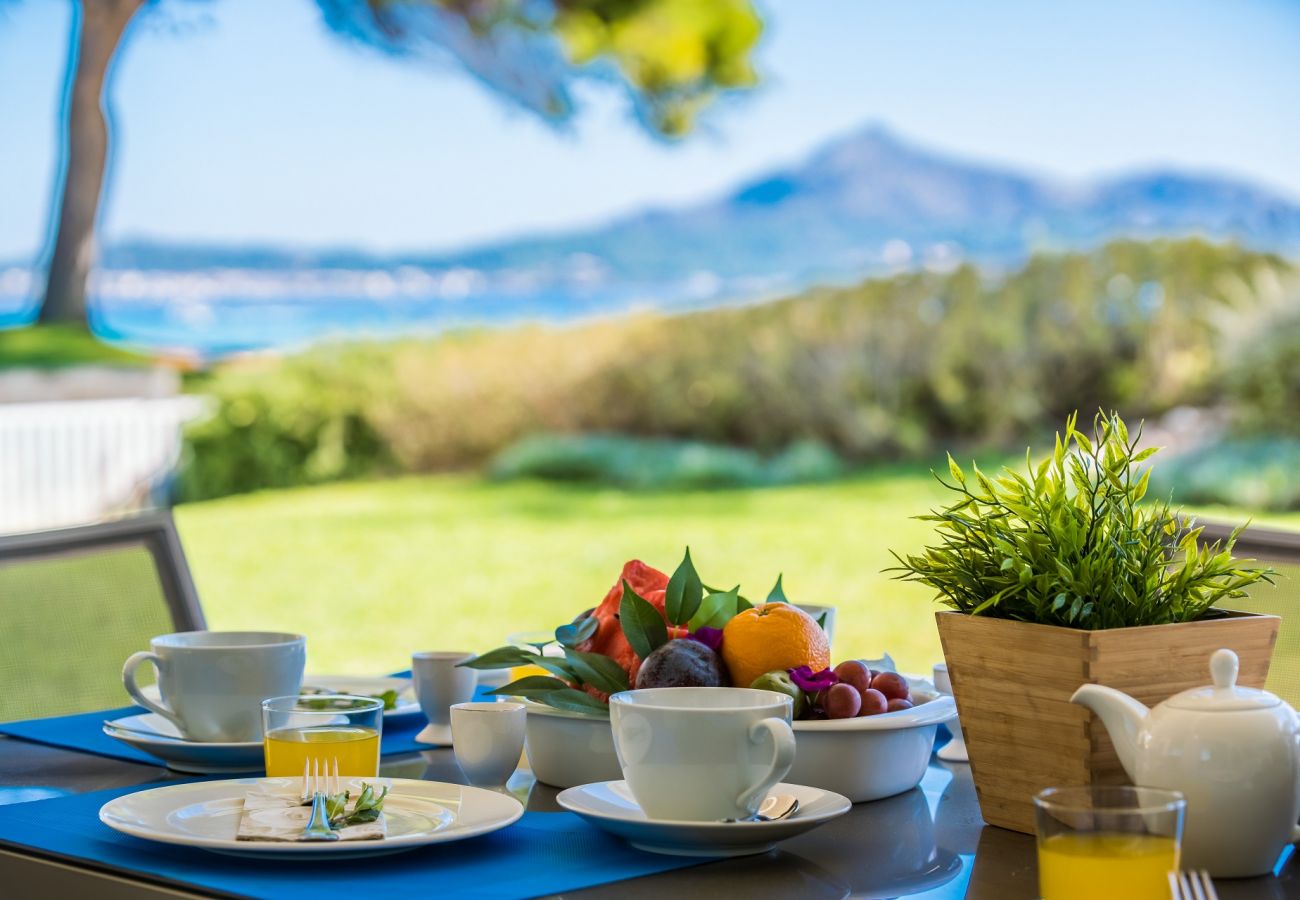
(0, 323, 154, 369)
(174, 464, 962, 678)
(172, 468, 1300, 682)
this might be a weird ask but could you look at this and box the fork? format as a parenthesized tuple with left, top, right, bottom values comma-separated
(300, 757, 341, 842)
(1167, 869, 1218, 900)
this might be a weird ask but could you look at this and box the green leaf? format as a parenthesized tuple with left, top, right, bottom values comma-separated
(460, 646, 538, 669)
(555, 614, 598, 648)
(766, 573, 790, 604)
(563, 649, 630, 694)
(688, 585, 742, 630)
(542, 688, 611, 717)
(619, 579, 668, 660)
(815, 610, 828, 630)
(664, 547, 705, 626)
(488, 675, 573, 699)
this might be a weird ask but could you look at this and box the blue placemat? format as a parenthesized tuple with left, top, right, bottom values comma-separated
(0, 783, 708, 900)
(0, 681, 496, 767)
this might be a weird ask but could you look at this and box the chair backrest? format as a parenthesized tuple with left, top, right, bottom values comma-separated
(1202, 521, 1300, 707)
(0, 510, 204, 722)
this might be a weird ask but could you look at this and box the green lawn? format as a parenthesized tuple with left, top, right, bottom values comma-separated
(173, 469, 1300, 680)
(0, 324, 154, 369)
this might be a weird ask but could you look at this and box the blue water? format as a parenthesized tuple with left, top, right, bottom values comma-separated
(0, 283, 701, 358)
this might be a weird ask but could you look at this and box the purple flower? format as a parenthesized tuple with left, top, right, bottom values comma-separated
(788, 665, 838, 693)
(687, 626, 724, 652)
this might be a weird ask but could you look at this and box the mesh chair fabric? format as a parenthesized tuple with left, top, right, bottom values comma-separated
(0, 543, 176, 721)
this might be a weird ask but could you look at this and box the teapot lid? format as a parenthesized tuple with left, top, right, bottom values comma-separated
(1166, 649, 1280, 712)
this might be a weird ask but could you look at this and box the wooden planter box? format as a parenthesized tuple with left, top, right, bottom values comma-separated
(936, 609, 1280, 834)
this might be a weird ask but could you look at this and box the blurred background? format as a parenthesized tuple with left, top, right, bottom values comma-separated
(2, 0, 1298, 673)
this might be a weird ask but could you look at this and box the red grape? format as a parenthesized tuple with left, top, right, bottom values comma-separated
(824, 683, 862, 719)
(886, 698, 914, 713)
(858, 688, 888, 716)
(833, 660, 872, 695)
(871, 672, 911, 702)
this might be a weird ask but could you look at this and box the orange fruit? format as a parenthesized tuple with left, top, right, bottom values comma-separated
(721, 604, 830, 690)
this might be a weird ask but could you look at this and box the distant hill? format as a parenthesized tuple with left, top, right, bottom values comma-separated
(98, 125, 1300, 289)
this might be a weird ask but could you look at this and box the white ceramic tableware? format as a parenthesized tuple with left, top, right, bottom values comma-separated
(299, 675, 421, 721)
(609, 687, 796, 822)
(412, 651, 478, 745)
(789, 688, 956, 802)
(102, 713, 264, 774)
(931, 663, 969, 763)
(1072, 648, 1300, 878)
(99, 776, 523, 859)
(556, 780, 850, 857)
(519, 699, 623, 788)
(122, 631, 306, 743)
(451, 701, 526, 786)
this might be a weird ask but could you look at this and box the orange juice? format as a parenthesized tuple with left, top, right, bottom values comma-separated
(263, 725, 380, 777)
(1038, 833, 1178, 900)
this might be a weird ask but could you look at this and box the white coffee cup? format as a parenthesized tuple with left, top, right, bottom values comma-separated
(451, 701, 526, 786)
(413, 651, 479, 745)
(122, 631, 306, 742)
(609, 687, 796, 822)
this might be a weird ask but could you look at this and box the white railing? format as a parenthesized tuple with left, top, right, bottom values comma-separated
(0, 397, 207, 534)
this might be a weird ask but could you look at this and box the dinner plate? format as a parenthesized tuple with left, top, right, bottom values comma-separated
(556, 781, 851, 857)
(140, 674, 422, 722)
(100, 777, 524, 859)
(102, 714, 264, 774)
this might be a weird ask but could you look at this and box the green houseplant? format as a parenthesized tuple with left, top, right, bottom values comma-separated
(892, 411, 1278, 834)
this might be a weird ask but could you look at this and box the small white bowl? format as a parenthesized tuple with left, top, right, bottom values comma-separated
(789, 690, 956, 802)
(521, 700, 623, 788)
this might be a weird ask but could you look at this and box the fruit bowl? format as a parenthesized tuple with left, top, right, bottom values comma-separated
(520, 700, 622, 788)
(789, 688, 956, 803)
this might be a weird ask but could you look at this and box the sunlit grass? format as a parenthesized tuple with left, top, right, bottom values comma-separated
(0, 324, 153, 369)
(174, 469, 1300, 680)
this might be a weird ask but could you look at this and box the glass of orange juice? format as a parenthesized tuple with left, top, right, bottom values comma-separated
(261, 694, 384, 778)
(1035, 786, 1186, 900)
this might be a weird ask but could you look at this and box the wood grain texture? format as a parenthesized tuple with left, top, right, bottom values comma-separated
(937, 609, 1280, 834)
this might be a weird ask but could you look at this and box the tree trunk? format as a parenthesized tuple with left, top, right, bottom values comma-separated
(39, 0, 144, 326)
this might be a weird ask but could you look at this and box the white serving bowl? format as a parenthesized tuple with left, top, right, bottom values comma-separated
(789, 690, 957, 803)
(521, 700, 623, 788)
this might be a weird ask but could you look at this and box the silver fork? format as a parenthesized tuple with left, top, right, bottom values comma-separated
(300, 757, 341, 842)
(1168, 869, 1218, 900)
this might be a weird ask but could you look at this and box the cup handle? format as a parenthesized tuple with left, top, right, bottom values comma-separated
(122, 651, 184, 732)
(736, 716, 797, 815)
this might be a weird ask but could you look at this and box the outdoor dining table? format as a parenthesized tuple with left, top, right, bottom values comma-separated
(1, 735, 1298, 899)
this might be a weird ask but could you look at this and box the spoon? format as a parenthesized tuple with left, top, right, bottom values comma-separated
(723, 793, 800, 823)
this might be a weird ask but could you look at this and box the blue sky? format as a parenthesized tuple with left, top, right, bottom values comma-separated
(1, 0, 1298, 261)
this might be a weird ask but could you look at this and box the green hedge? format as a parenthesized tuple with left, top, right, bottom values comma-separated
(178, 238, 1295, 500)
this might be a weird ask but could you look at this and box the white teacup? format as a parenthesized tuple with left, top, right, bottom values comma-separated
(122, 631, 306, 743)
(451, 701, 526, 786)
(609, 687, 796, 822)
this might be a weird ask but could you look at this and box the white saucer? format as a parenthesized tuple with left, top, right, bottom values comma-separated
(100, 777, 523, 859)
(556, 781, 850, 857)
(103, 714, 264, 774)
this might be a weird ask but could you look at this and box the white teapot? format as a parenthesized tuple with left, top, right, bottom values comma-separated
(1071, 648, 1300, 878)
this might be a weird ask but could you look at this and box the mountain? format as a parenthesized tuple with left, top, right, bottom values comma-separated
(97, 125, 1300, 290)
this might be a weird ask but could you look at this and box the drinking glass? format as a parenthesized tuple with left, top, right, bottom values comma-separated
(1035, 786, 1186, 900)
(261, 694, 384, 778)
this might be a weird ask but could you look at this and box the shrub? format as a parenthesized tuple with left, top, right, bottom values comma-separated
(1151, 438, 1300, 512)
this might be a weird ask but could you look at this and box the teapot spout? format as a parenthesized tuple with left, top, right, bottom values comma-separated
(1070, 684, 1149, 781)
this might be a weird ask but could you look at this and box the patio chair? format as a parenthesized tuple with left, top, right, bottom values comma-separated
(1203, 521, 1300, 708)
(0, 511, 205, 722)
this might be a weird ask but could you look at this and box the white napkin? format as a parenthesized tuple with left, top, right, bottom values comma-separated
(236, 782, 389, 842)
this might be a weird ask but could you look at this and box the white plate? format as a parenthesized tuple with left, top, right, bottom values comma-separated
(103, 714, 264, 774)
(100, 777, 523, 859)
(299, 675, 420, 721)
(556, 781, 850, 857)
(139, 675, 422, 722)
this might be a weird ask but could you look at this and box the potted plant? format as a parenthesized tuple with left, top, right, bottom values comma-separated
(892, 411, 1277, 834)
